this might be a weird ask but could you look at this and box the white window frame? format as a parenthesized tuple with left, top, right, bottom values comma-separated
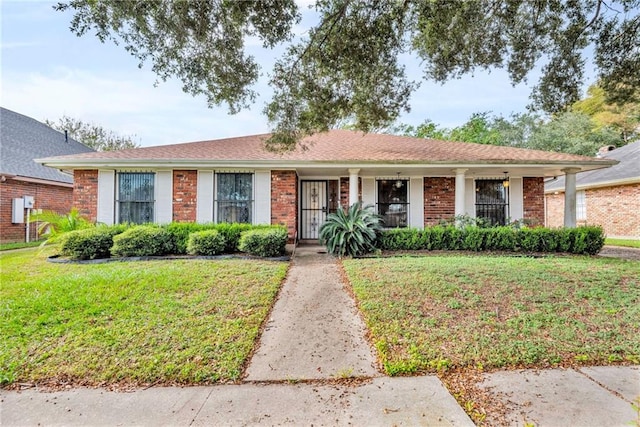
(576, 190, 587, 221)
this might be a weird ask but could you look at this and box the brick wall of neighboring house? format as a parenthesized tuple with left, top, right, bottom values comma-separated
(339, 177, 362, 208)
(271, 170, 298, 240)
(545, 192, 564, 228)
(523, 177, 545, 226)
(72, 170, 99, 223)
(424, 177, 455, 225)
(172, 170, 197, 222)
(545, 182, 640, 238)
(0, 178, 73, 243)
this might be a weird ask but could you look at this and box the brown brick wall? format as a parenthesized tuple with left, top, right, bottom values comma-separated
(271, 170, 298, 240)
(172, 170, 197, 222)
(585, 183, 639, 238)
(339, 177, 362, 208)
(1, 178, 74, 243)
(545, 192, 565, 228)
(72, 170, 99, 223)
(523, 177, 545, 226)
(545, 183, 639, 238)
(424, 177, 455, 225)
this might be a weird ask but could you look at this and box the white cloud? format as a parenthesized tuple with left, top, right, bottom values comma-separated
(1, 66, 270, 146)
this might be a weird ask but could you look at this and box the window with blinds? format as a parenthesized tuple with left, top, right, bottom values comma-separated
(216, 173, 253, 224)
(117, 172, 155, 224)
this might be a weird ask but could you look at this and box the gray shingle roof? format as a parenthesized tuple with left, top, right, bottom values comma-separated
(546, 141, 640, 191)
(0, 107, 94, 184)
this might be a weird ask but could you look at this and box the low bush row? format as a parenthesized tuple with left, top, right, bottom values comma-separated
(59, 223, 288, 260)
(378, 225, 605, 255)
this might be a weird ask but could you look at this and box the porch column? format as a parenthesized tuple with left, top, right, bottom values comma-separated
(454, 169, 468, 219)
(348, 168, 360, 206)
(563, 168, 580, 228)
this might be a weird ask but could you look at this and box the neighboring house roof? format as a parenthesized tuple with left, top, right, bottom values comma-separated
(0, 107, 94, 184)
(546, 140, 640, 193)
(38, 129, 616, 177)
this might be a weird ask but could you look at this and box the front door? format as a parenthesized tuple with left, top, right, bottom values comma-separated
(300, 180, 328, 240)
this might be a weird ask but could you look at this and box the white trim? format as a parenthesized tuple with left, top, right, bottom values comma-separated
(409, 177, 423, 228)
(97, 170, 115, 225)
(254, 170, 271, 225)
(196, 170, 214, 223)
(509, 177, 524, 221)
(155, 170, 173, 224)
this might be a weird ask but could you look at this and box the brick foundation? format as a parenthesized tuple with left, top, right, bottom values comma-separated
(172, 170, 197, 222)
(523, 177, 545, 226)
(271, 170, 298, 241)
(424, 177, 455, 225)
(1, 178, 74, 243)
(72, 170, 99, 223)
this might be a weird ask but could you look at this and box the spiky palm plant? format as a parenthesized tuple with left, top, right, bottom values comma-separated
(319, 202, 383, 257)
(29, 208, 92, 244)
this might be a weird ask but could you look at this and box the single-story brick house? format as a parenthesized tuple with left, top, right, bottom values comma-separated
(545, 141, 639, 239)
(38, 130, 615, 241)
(0, 107, 94, 243)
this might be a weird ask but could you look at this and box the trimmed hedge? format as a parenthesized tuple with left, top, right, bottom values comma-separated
(238, 227, 288, 257)
(111, 226, 175, 257)
(378, 225, 605, 255)
(186, 229, 226, 256)
(59, 224, 128, 260)
(164, 222, 216, 254)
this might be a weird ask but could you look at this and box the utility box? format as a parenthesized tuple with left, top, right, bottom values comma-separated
(12, 198, 25, 223)
(23, 195, 35, 208)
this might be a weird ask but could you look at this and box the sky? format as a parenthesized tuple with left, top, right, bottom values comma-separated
(1, 1, 595, 147)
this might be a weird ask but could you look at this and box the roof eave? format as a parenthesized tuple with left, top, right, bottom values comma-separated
(545, 176, 640, 193)
(36, 157, 618, 171)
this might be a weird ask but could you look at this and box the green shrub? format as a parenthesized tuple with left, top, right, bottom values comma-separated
(214, 223, 257, 253)
(60, 228, 115, 260)
(442, 226, 464, 250)
(319, 203, 383, 257)
(462, 227, 486, 251)
(111, 226, 175, 257)
(379, 228, 423, 251)
(485, 227, 517, 251)
(238, 227, 288, 257)
(556, 228, 574, 252)
(186, 229, 226, 256)
(572, 226, 605, 255)
(164, 222, 215, 254)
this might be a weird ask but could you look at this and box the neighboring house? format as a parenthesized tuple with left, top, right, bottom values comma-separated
(0, 107, 94, 243)
(38, 130, 615, 241)
(545, 141, 640, 239)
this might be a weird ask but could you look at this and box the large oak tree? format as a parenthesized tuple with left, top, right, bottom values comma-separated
(55, 0, 640, 149)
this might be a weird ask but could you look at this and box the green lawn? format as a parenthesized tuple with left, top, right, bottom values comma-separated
(1, 248, 288, 387)
(343, 255, 640, 375)
(606, 238, 640, 248)
(0, 240, 44, 251)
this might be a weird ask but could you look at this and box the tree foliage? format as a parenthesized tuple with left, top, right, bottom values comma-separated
(572, 84, 640, 143)
(45, 116, 140, 151)
(397, 110, 623, 157)
(55, 0, 640, 149)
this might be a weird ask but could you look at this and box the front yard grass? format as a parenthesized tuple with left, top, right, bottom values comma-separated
(343, 255, 640, 375)
(606, 238, 640, 248)
(0, 248, 288, 387)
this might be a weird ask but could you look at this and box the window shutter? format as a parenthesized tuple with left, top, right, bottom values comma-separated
(155, 170, 173, 224)
(361, 178, 375, 206)
(409, 177, 424, 229)
(254, 170, 271, 225)
(196, 171, 214, 223)
(97, 170, 115, 225)
(509, 177, 524, 221)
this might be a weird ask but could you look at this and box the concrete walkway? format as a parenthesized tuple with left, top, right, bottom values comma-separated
(245, 245, 378, 381)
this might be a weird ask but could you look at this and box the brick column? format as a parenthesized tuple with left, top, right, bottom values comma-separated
(271, 170, 297, 241)
(172, 170, 197, 222)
